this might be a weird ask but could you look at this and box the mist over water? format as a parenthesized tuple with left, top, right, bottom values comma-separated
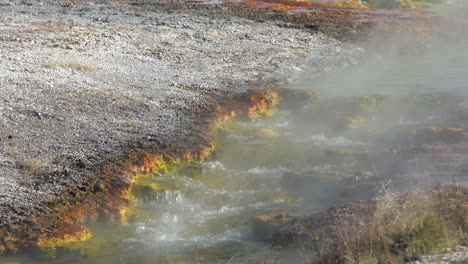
(284, 0, 468, 190)
(3, 2, 468, 264)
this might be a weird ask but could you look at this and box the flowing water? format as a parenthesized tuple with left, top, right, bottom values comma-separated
(2, 4, 468, 264)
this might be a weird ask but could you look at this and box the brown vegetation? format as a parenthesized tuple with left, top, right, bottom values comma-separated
(287, 186, 468, 264)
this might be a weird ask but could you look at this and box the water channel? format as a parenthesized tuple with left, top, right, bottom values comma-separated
(1, 4, 468, 264)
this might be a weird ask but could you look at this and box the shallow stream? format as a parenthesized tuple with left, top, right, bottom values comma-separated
(2, 6, 468, 264)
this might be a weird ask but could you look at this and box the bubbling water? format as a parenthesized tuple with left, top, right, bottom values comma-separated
(3, 3, 468, 263)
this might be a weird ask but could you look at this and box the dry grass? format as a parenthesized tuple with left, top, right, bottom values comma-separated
(18, 158, 53, 177)
(317, 186, 468, 263)
(62, 62, 95, 72)
(42, 56, 96, 72)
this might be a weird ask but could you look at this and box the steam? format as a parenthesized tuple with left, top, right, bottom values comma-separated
(281, 0, 468, 198)
(429, 0, 468, 18)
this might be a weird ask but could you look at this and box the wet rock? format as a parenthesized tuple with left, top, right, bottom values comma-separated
(341, 170, 380, 201)
(331, 115, 367, 130)
(282, 168, 380, 202)
(281, 170, 345, 204)
(271, 201, 375, 247)
(250, 211, 294, 242)
(324, 148, 370, 164)
(323, 147, 416, 179)
(414, 127, 466, 145)
(278, 88, 319, 110)
(371, 147, 416, 178)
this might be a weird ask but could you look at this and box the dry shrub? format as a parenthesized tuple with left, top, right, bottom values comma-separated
(318, 185, 468, 264)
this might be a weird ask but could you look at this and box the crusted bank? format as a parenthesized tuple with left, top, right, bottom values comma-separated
(0, 0, 457, 250)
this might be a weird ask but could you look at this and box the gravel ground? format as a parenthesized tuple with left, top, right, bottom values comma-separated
(0, 0, 365, 248)
(408, 246, 468, 264)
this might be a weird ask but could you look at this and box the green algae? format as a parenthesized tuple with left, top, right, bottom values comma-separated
(255, 211, 293, 226)
(119, 118, 299, 227)
(120, 206, 151, 224)
(217, 117, 281, 138)
(121, 154, 218, 224)
(37, 223, 128, 260)
(214, 120, 324, 169)
(254, 128, 280, 137)
(127, 175, 178, 201)
(215, 136, 323, 169)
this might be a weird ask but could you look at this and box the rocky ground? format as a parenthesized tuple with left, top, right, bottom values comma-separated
(0, 0, 465, 254)
(408, 246, 468, 264)
(0, 0, 370, 249)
